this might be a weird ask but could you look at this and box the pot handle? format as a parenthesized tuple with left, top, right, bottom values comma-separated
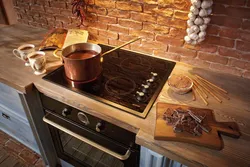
(53, 49, 63, 62)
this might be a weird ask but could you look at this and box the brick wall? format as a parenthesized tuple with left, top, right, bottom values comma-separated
(13, 0, 250, 79)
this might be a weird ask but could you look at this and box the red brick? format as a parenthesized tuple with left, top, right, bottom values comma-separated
(34, 0, 49, 6)
(109, 39, 130, 49)
(206, 36, 235, 48)
(154, 50, 180, 61)
(220, 28, 240, 39)
(60, 9, 72, 16)
(116, 1, 142, 12)
(241, 53, 250, 61)
(87, 27, 98, 35)
(19, 149, 40, 165)
(55, 15, 71, 23)
(107, 9, 130, 18)
(95, 0, 116, 8)
(132, 0, 158, 4)
(207, 25, 220, 35)
(17, 2, 30, 10)
(209, 63, 242, 76)
(153, 8, 173, 17)
(109, 25, 129, 34)
(99, 29, 118, 39)
(45, 7, 60, 14)
(226, 7, 250, 19)
(243, 71, 250, 79)
(130, 43, 154, 54)
(239, 30, 250, 42)
(174, 10, 189, 20)
(33, 16, 47, 24)
(173, 0, 191, 11)
(184, 44, 218, 53)
(218, 47, 241, 59)
(131, 12, 157, 23)
(141, 41, 168, 50)
(213, 4, 227, 15)
(21, 14, 33, 21)
(143, 22, 169, 34)
(244, 62, 250, 70)
(169, 28, 186, 39)
(129, 29, 154, 40)
(180, 56, 211, 68)
(242, 20, 250, 30)
(144, 4, 158, 14)
(119, 19, 142, 30)
(198, 52, 228, 65)
(98, 15, 117, 24)
(156, 35, 184, 46)
(169, 46, 197, 57)
(87, 21, 108, 30)
(214, 0, 246, 6)
(211, 15, 242, 28)
(87, 6, 107, 15)
(158, 17, 187, 29)
(30, 5, 44, 12)
(229, 59, 247, 69)
(236, 40, 250, 52)
(96, 35, 109, 44)
(119, 34, 141, 43)
(50, 1, 66, 9)
(86, 13, 98, 22)
(158, 0, 173, 7)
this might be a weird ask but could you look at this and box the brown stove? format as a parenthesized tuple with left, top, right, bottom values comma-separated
(43, 44, 175, 118)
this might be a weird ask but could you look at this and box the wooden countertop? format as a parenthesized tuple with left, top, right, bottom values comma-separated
(1, 24, 250, 167)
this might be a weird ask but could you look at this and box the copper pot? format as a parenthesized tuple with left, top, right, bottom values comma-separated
(53, 37, 141, 83)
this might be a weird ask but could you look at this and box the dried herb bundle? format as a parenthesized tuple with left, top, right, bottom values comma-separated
(71, 0, 89, 27)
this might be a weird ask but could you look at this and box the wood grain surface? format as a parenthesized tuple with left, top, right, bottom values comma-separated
(154, 103, 240, 150)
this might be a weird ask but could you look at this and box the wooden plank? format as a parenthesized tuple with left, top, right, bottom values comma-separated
(0, 155, 19, 167)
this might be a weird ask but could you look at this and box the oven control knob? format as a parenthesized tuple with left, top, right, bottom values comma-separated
(78, 112, 90, 125)
(151, 72, 158, 77)
(136, 91, 145, 101)
(62, 107, 72, 117)
(146, 78, 154, 85)
(141, 84, 149, 93)
(96, 121, 105, 132)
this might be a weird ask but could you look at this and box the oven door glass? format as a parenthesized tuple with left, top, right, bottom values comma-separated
(43, 111, 139, 167)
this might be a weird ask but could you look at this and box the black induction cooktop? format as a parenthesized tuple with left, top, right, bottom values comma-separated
(43, 44, 175, 118)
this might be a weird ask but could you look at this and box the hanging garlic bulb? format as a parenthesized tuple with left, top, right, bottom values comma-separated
(201, 0, 213, 9)
(203, 17, 211, 24)
(199, 9, 208, 17)
(184, 36, 192, 43)
(190, 25, 199, 33)
(194, 17, 204, 25)
(187, 20, 194, 27)
(190, 6, 199, 15)
(191, 0, 201, 8)
(188, 13, 196, 21)
(189, 33, 199, 40)
(184, 0, 213, 45)
(200, 24, 207, 31)
(198, 31, 206, 38)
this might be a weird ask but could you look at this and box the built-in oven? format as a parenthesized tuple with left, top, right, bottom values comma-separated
(40, 93, 140, 167)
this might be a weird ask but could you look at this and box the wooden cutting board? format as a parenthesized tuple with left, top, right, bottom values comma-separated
(154, 103, 240, 150)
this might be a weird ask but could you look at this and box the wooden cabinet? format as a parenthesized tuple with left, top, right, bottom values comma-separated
(140, 146, 187, 167)
(0, 83, 39, 153)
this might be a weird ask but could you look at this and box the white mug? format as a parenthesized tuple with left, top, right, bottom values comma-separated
(13, 44, 35, 66)
(27, 51, 47, 75)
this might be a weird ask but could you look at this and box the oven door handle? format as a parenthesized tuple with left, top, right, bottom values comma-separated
(43, 116, 131, 161)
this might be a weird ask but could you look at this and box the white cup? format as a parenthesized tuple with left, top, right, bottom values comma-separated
(27, 51, 47, 75)
(13, 44, 35, 66)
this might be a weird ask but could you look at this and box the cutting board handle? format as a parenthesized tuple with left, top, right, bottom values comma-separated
(213, 122, 240, 138)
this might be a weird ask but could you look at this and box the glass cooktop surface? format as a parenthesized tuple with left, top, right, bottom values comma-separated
(43, 44, 176, 118)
